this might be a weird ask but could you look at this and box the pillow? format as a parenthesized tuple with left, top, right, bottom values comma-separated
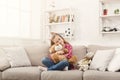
(0, 49, 10, 71)
(89, 49, 115, 71)
(3, 47, 31, 68)
(108, 48, 120, 72)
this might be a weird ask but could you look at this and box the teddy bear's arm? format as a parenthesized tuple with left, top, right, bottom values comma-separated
(63, 48, 68, 54)
(49, 45, 56, 53)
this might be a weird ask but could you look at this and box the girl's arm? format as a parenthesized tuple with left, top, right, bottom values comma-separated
(64, 44, 73, 59)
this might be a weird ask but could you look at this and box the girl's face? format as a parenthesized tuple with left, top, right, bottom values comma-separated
(52, 35, 64, 45)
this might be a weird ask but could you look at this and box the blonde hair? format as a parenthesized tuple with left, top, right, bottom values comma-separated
(51, 33, 68, 46)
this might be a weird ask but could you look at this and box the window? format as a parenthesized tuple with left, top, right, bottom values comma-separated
(0, 0, 32, 38)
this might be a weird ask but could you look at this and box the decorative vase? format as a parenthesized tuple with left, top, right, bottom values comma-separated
(103, 9, 108, 15)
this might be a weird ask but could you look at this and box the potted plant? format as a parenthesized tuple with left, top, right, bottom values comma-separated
(114, 9, 119, 14)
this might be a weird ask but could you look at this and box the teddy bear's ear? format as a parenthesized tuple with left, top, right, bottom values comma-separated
(50, 32, 57, 38)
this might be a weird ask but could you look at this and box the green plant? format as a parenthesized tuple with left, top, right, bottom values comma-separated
(114, 9, 119, 14)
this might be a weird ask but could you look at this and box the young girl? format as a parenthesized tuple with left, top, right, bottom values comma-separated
(39, 33, 74, 71)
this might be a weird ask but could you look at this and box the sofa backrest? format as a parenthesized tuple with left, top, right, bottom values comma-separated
(0, 43, 87, 66)
(87, 45, 119, 53)
(72, 45, 87, 61)
(25, 44, 87, 66)
(24, 43, 49, 66)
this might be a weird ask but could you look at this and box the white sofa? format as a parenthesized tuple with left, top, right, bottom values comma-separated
(1, 43, 120, 80)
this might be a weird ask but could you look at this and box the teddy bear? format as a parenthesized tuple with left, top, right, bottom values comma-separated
(77, 52, 94, 71)
(49, 13, 59, 23)
(49, 43, 68, 54)
(49, 43, 77, 64)
(49, 43, 68, 63)
(49, 13, 55, 23)
(68, 55, 77, 65)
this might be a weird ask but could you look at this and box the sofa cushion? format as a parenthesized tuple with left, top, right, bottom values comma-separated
(0, 58, 10, 71)
(24, 43, 49, 66)
(41, 70, 83, 80)
(2, 67, 41, 80)
(0, 49, 10, 71)
(87, 45, 117, 53)
(3, 47, 31, 67)
(84, 70, 120, 80)
(90, 49, 115, 71)
(108, 48, 120, 72)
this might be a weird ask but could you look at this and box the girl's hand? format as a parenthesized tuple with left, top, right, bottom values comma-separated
(56, 50, 64, 55)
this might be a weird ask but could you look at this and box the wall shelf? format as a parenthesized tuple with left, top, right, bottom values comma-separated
(45, 22, 74, 26)
(101, 31, 120, 34)
(100, 14, 120, 18)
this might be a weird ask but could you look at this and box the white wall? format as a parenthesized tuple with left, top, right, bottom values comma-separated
(45, 0, 120, 46)
(31, 0, 45, 39)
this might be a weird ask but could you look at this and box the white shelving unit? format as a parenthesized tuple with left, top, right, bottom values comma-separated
(99, 0, 120, 35)
(45, 8, 75, 40)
